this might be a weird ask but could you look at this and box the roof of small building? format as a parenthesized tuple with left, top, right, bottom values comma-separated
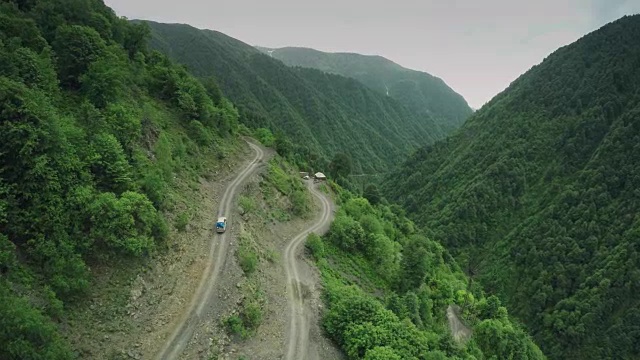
(314, 172, 326, 178)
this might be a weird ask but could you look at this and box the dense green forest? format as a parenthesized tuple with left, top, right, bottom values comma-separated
(141, 21, 447, 179)
(309, 185, 544, 359)
(257, 46, 472, 133)
(384, 15, 640, 360)
(0, 0, 239, 357)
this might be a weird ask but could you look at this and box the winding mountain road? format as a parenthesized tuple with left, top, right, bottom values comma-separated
(284, 182, 334, 360)
(155, 141, 264, 360)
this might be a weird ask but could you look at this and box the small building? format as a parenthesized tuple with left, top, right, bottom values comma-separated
(314, 172, 327, 180)
(299, 171, 309, 178)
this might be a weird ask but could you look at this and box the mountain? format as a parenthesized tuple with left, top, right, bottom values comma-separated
(256, 46, 472, 133)
(315, 192, 545, 359)
(384, 15, 640, 360)
(143, 21, 448, 176)
(0, 0, 238, 356)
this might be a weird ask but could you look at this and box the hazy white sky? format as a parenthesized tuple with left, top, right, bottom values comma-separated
(105, 0, 640, 109)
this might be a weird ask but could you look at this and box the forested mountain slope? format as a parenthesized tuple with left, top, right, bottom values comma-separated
(311, 187, 545, 359)
(0, 0, 238, 357)
(143, 21, 444, 175)
(384, 15, 640, 360)
(257, 46, 472, 133)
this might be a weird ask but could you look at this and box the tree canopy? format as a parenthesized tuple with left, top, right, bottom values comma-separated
(0, 0, 238, 356)
(143, 20, 445, 176)
(384, 14, 640, 360)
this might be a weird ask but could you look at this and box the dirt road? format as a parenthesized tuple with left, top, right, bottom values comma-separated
(447, 304, 472, 343)
(284, 182, 334, 360)
(155, 141, 264, 360)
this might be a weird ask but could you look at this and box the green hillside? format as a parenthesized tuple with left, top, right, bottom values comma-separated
(257, 46, 472, 133)
(384, 15, 640, 360)
(309, 185, 545, 359)
(142, 21, 446, 177)
(0, 0, 239, 356)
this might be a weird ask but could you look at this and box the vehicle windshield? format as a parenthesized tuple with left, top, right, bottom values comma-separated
(216, 222, 225, 228)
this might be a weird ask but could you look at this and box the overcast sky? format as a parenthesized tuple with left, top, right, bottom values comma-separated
(105, 0, 640, 109)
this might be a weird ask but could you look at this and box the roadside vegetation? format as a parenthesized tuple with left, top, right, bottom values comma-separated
(0, 0, 239, 357)
(383, 14, 640, 360)
(309, 184, 545, 359)
(224, 155, 313, 341)
(145, 21, 457, 176)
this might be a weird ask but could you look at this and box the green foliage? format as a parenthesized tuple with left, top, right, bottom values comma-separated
(329, 152, 353, 180)
(238, 249, 258, 275)
(201, 76, 222, 105)
(144, 20, 449, 176)
(103, 103, 141, 150)
(224, 301, 263, 339)
(305, 233, 325, 259)
(384, 14, 640, 360)
(238, 195, 256, 214)
(290, 189, 310, 216)
(80, 46, 128, 108)
(363, 184, 382, 205)
(259, 46, 473, 132)
(0, 281, 73, 360)
(274, 131, 293, 158)
(397, 236, 433, 293)
(237, 232, 258, 275)
(254, 127, 274, 147)
(224, 315, 248, 339)
(175, 211, 190, 232)
(363, 346, 402, 360)
(322, 284, 439, 360)
(52, 24, 106, 88)
(122, 22, 150, 59)
(328, 213, 366, 251)
(0, 41, 58, 93)
(313, 186, 543, 360)
(188, 119, 213, 146)
(224, 294, 263, 339)
(263, 158, 311, 217)
(88, 133, 132, 193)
(86, 191, 162, 256)
(0, 0, 238, 354)
(475, 319, 545, 360)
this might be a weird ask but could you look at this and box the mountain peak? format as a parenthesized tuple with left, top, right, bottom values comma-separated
(256, 45, 472, 130)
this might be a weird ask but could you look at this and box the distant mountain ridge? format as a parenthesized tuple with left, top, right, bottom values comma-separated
(256, 46, 472, 133)
(143, 20, 452, 175)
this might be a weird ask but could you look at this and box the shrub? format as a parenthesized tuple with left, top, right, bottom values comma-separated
(306, 233, 325, 259)
(175, 211, 190, 232)
(290, 189, 310, 216)
(239, 195, 256, 214)
(224, 315, 247, 338)
(254, 127, 275, 147)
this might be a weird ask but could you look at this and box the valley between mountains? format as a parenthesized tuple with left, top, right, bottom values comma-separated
(3, 1, 640, 359)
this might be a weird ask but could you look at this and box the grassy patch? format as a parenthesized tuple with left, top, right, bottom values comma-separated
(174, 211, 190, 231)
(223, 281, 265, 340)
(238, 195, 256, 214)
(261, 158, 312, 219)
(236, 231, 258, 275)
(305, 233, 325, 260)
(263, 248, 279, 264)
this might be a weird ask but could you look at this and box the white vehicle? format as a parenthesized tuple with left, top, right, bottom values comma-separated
(215, 217, 227, 233)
